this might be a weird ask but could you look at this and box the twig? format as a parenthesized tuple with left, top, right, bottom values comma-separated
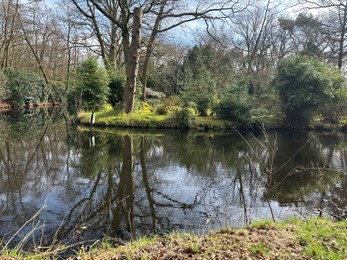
(2, 203, 47, 251)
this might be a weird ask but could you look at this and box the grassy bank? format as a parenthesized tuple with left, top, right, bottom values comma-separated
(76, 104, 278, 130)
(2, 217, 346, 259)
(77, 104, 347, 131)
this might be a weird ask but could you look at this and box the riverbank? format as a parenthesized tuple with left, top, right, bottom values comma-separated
(77, 105, 347, 131)
(2, 217, 346, 259)
(76, 103, 280, 130)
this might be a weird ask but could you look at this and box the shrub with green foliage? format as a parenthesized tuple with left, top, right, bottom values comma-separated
(75, 57, 109, 111)
(0, 70, 8, 101)
(47, 81, 64, 102)
(213, 96, 252, 124)
(0, 69, 64, 106)
(108, 72, 125, 108)
(3, 69, 46, 105)
(174, 107, 196, 128)
(271, 54, 345, 126)
(212, 81, 252, 124)
(181, 70, 217, 116)
(194, 94, 211, 116)
(154, 96, 185, 115)
(155, 104, 168, 115)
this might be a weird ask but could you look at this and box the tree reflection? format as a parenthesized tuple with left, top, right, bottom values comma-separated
(111, 135, 134, 237)
(0, 109, 70, 247)
(263, 132, 342, 203)
(1, 118, 347, 249)
(140, 136, 157, 233)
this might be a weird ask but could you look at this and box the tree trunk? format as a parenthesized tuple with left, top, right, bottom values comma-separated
(141, 44, 152, 102)
(338, 2, 347, 70)
(141, 0, 167, 101)
(108, 22, 118, 72)
(123, 7, 142, 114)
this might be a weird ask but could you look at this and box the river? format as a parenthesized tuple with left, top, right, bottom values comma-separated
(0, 108, 346, 250)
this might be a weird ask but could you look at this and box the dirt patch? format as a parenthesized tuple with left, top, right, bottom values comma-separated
(107, 225, 304, 259)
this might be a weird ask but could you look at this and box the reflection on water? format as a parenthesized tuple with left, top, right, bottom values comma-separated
(1, 110, 347, 250)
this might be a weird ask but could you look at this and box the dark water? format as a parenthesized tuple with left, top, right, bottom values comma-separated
(1, 109, 347, 250)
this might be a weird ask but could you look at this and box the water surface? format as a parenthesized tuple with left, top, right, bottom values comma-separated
(0, 109, 347, 249)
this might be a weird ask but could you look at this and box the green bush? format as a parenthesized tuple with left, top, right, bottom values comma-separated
(0, 70, 8, 101)
(47, 81, 64, 102)
(180, 66, 217, 116)
(271, 54, 345, 126)
(195, 94, 211, 116)
(1, 69, 56, 106)
(4, 69, 40, 105)
(153, 96, 184, 115)
(0, 69, 65, 107)
(135, 101, 153, 113)
(164, 95, 184, 107)
(155, 104, 168, 115)
(213, 96, 252, 124)
(108, 72, 125, 107)
(76, 57, 109, 111)
(174, 107, 196, 128)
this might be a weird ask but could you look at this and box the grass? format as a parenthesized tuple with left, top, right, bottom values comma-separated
(77, 101, 347, 131)
(293, 217, 347, 258)
(78, 100, 341, 131)
(78, 105, 171, 128)
(80, 106, 347, 131)
(77, 217, 347, 259)
(4, 217, 347, 259)
(78, 104, 240, 130)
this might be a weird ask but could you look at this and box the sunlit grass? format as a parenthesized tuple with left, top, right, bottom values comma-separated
(78, 102, 347, 130)
(78, 104, 173, 128)
(289, 217, 347, 259)
(78, 104, 236, 129)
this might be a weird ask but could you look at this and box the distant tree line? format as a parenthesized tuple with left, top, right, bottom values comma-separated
(0, 0, 346, 126)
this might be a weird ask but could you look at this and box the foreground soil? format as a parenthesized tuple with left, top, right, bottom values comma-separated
(69, 217, 345, 259)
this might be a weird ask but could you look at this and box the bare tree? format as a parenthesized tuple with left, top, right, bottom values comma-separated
(71, 0, 123, 71)
(18, 11, 49, 83)
(140, 0, 249, 100)
(14, 1, 72, 83)
(57, 0, 81, 92)
(299, 0, 347, 69)
(0, 0, 20, 69)
(230, 0, 292, 93)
